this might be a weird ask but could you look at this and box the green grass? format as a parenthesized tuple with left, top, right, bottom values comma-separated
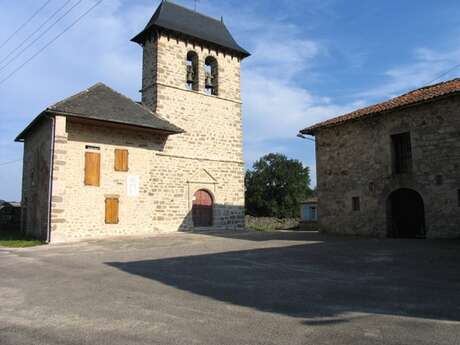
(0, 230, 44, 248)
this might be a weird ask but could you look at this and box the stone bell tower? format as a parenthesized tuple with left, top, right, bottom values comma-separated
(131, 0, 250, 162)
(131, 1, 250, 231)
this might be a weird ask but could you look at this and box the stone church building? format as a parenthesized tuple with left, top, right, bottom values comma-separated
(301, 78, 460, 239)
(16, 1, 250, 243)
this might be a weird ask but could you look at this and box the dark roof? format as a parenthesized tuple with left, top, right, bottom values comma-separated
(0, 201, 20, 209)
(301, 197, 318, 204)
(16, 83, 183, 141)
(301, 77, 460, 135)
(131, 1, 250, 57)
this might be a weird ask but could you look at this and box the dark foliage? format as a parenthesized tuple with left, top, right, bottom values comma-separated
(245, 153, 312, 218)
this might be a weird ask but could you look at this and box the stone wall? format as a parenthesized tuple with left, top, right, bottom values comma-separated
(49, 117, 245, 243)
(315, 94, 460, 238)
(20, 117, 53, 240)
(141, 32, 244, 162)
(22, 28, 246, 243)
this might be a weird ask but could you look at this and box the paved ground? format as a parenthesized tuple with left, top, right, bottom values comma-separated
(1, 231, 460, 345)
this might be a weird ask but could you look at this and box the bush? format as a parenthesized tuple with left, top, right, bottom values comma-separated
(245, 215, 299, 232)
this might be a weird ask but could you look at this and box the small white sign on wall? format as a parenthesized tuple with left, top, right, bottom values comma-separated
(127, 175, 140, 197)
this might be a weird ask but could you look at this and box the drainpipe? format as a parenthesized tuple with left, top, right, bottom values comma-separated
(46, 115, 56, 244)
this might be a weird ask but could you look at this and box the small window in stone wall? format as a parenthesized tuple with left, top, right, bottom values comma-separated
(435, 175, 443, 185)
(352, 197, 360, 211)
(311, 207, 317, 221)
(392, 132, 412, 174)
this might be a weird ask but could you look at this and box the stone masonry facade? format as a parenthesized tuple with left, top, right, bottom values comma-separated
(315, 94, 460, 238)
(21, 117, 53, 240)
(22, 26, 246, 243)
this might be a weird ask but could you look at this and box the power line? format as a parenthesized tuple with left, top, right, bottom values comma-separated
(0, 0, 53, 49)
(0, 0, 104, 86)
(0, 0, 74, 66)
(425, 63, 460, 85)
(0, 0, 84, 73)
(0, 159, 21, 167)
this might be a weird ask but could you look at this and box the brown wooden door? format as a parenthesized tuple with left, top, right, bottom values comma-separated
(192, 190, 213, 227)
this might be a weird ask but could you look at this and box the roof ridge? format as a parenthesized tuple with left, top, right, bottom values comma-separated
(60, 82, 184, 133)
(135, 99, 182, 129)
(397, 77, 460, 98)
(301, 76, 460, 134)
(49, 82, 105, 111)
(95, 84, 182, 130)
(96, 83, 150, 111)
(163, 0, 224, 24)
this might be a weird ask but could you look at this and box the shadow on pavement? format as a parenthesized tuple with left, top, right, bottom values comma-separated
(107, 234, 460, 324)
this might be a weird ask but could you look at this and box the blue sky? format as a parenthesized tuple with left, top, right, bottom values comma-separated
(1, 0, 460, 201)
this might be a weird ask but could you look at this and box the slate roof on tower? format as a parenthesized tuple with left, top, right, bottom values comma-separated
(16, 83, 183, 141)
(131, 0, 250, 57)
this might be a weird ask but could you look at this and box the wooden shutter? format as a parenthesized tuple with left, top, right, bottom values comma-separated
(85, 152, 100, 186)
(105, 197, 119, 224)
(114, 149, 128, 172)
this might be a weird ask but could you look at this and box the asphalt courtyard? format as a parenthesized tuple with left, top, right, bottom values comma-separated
(1, 231, 459, 345)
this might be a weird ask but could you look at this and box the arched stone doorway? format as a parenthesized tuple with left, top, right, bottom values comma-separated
(387, 188, 425, 238)
(192, 189, 213, 227)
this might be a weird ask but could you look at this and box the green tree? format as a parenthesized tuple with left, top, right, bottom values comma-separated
(245, 153, 312, 218)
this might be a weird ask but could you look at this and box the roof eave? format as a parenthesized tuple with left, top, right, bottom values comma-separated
(299, 128, 316, 136)
(299, 90, 460, 136)
(15, 111, 51, 142)
(130, 25, 251, 58)
(47, 109, 185, 135)
(130, 31, 146, 45)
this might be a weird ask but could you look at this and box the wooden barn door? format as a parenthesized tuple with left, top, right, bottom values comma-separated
(192, 190, 213, 227)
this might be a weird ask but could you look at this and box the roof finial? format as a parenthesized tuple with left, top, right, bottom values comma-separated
(221, 16, 224, 23)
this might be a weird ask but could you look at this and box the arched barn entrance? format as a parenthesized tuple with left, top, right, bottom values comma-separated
(388, 188, 425, 238)
(192, 190, 213, 227)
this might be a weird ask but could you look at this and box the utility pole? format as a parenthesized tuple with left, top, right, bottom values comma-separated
(193, 0, 200, 11)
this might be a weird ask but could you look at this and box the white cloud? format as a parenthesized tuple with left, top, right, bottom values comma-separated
(358, 47, 460, 100)
(243, 71, 356, 143)
(241, 23, 356, 145)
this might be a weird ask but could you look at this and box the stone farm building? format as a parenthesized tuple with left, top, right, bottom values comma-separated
(301, 78, 460, 239)
(16, 1, 250, 243)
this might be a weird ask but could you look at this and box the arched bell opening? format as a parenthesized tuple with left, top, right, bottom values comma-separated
(186, 51, 199, 91)
(204, 56, 218, 95)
